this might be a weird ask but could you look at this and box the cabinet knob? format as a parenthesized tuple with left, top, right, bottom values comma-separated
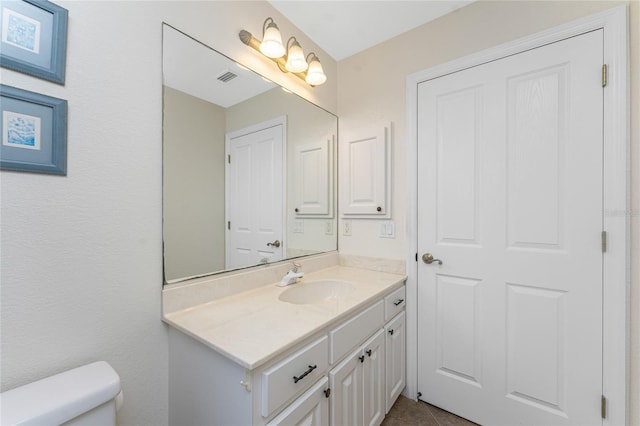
(388, 329, 394, 335)
(366, 349, 372, 357)
(295, 208, 299, 213)
(359, 355, 365, 363)
(324, 388, 331, 398)
(376, 206, 382, 212)
(393, 298, 404, 306)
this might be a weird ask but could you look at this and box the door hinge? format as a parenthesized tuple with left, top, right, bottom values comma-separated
(601, 395, 607, 419)
(601, 231, 607, 253)
(227, 221, 231, 230)
(602, 64, 608, 87)
(227, 154, 231, 164)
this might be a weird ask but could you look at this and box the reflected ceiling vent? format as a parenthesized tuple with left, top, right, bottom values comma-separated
(216, 69, 238, 83)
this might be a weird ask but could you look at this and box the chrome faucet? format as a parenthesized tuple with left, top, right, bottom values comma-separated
(278, 262, 304, 287)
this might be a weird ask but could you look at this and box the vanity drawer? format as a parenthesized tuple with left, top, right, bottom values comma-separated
(329, 300, 384, 364)
(384, 285, 406, 321)
(261, 336, 329, 418)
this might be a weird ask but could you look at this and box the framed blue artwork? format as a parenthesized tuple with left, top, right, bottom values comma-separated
(0, 84, 67, 175)
(0, 0, 68, 84)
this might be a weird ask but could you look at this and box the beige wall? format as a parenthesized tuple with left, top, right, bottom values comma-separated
(163, 87, 225, 281)
(0, 2, 336, 425)
(337, 0, 639, 423)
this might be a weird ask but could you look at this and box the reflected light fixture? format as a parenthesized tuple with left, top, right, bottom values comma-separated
(239, 17, 327, 86)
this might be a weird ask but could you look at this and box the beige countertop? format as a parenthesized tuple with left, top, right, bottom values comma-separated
(163, 265, 406, 370)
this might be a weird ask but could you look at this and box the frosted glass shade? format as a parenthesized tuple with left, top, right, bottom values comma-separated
(285, 42, 308, 73)
(260, 24, 285, 58)
(305, 56, 327, 86)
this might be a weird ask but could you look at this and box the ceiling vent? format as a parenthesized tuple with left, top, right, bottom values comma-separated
(217, 70, 238, 83)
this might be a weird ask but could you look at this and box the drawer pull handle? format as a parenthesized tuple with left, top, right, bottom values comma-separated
(393, 298, 404, 306)
(366, 349, 372, 357)
(324, 388, 331, 398)
(359, 355, 365, 363)
(389, 329, 394, 335)
(293, 365, 317, 383)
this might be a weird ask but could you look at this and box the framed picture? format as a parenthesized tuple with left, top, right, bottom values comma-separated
(0, 0, 68, 84)
(0, 84, 67, 175)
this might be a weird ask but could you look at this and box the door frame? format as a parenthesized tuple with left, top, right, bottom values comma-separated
(225, 115, 287, 269)
(405, 6, 629, 425)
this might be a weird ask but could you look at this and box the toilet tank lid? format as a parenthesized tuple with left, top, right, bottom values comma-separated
(0, 361, 121, 426)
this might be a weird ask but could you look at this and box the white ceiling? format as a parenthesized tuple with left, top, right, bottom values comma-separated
(163, 25, 276, 108)
(267, 0, 475, 61)
(162, 2, 476, 106)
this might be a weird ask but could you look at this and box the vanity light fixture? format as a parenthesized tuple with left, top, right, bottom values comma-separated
(239, 17, 327, 86)
(305, 53, 327, 86)
(284, 37, 308, 73)
(259, 17, 285, 58)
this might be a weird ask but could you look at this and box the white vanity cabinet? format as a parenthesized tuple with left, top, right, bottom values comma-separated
(266, 377, 330, 426)
(330, 329, 385, 426)
(167, 281, 406, 426)
(385, 311, 406, 413)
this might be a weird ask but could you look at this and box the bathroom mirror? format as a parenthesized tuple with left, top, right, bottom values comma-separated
(162, 24, 338, 283)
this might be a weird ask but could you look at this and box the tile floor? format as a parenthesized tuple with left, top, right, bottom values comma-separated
(382, 396, 478, 426)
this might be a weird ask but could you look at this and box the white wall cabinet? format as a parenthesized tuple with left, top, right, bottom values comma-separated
(168, 283, 405, 426)
(341, 124, 391, 218)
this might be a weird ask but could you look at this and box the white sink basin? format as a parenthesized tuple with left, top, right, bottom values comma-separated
(278, 279, 355, 304)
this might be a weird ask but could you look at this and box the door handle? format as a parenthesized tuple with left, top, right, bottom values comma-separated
(267, 240, 281, 248)
(422, 253, 442, 265)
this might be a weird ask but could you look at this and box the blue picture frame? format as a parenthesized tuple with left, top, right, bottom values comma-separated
(0, 84, 67, 175)
(0, 0, 68, 84)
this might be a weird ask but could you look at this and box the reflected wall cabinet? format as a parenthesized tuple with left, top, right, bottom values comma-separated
(293, 136, 334, 217)
(341, 123, 391, 218)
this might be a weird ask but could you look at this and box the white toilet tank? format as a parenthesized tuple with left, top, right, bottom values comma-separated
(0, 361, 123, 426)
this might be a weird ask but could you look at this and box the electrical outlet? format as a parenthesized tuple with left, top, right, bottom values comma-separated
(343, 220, 352, 236)
(325, 220, 333, 235)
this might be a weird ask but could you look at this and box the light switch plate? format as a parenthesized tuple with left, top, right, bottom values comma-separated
(379, 221, 395, 238)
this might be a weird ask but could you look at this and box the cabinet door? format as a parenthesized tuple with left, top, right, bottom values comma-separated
(330, 349, 363, 426)
(266, 377, 330, 426)
(341, 124, 390, 218)
(385, 311, 406, 413)
(362, 329, 385, 426)
(293, 137, 334, 217)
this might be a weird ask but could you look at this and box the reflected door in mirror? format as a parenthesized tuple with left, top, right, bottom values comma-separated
(226, 119, 284, 269)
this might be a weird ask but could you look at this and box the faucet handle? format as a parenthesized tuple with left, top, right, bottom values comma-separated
(291, 261, 302, 272)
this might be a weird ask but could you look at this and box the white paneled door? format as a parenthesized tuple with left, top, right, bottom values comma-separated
(226, 120, 284, 270)
(417, 30, 603, 425)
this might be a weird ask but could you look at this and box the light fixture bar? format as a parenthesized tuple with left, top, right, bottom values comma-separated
(239, 27, 326, 86)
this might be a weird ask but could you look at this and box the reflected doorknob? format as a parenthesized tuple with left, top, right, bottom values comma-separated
(422, 253, 443, 265)
(267, 240, 281, 248)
